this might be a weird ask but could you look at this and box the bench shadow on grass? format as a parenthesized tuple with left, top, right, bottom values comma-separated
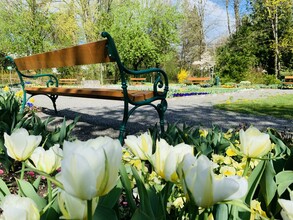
(39, 103, 292, 141)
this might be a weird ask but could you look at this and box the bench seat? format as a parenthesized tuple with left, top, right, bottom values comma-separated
(25, 87, 160, 102)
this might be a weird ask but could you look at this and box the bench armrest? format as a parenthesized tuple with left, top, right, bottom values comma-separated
(125, 68, 169, 98)
(5, 56, 59, 88)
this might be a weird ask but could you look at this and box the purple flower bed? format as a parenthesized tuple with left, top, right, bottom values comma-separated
(173, 92, 209, 97)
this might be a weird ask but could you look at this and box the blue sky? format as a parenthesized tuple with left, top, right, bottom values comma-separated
(204, 0, 249, 43)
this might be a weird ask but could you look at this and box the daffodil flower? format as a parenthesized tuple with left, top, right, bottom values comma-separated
(178, 154, 248, 208)
(4, 128, 42, 161)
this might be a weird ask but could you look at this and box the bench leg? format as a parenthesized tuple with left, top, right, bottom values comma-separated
(119, 101, 129, 144)
(47, 94, 58, 114)
(156, 99, 168, 134)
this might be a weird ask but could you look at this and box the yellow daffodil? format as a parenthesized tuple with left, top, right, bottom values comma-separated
(226, 147, 238, 157)
(15, 90, 23, 99)
(4, 128, 42, 161)
(3, 86, 9, 92)
(239, 127, 272, 158)
(151, 139, 193, 182)
(57, 137, 122, 200)
(220, 166, 236, 176)
(250, 200, 268, 220)
(124, 132, 153, 160)
(30, 144, 62, 174)
(178, 154, 248, 208)
(199, 129, 208, 137)
(0, 194, 40, 220)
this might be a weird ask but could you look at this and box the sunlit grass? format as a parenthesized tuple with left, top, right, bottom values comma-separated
(214, 94, 293, 120)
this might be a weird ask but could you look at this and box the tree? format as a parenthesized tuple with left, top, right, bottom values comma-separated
(179, 0, 205, 69)
(0, 0, 57, 55)
(109, 0, 180, 70)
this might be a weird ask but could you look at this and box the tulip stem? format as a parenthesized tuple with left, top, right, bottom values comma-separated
(87, 199, 93, 220)
(20, 161, 25, 180)
(243, 157, 251, 177)
(47, 179, 52, 203)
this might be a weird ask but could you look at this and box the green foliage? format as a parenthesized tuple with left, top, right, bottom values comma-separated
(150, 123, 231, 157)
(217, 0, 293, 81)
(243, 71, 281, 85)
(0, 91, 78, 170)
(216, 20, 258, 83)
(109, 0, 181, 70)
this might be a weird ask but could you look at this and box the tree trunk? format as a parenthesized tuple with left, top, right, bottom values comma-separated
(234, 0, 241, 31)
(226, 0, 231, 35)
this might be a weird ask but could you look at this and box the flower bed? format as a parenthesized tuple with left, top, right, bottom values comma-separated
(0, 87, 292, 220)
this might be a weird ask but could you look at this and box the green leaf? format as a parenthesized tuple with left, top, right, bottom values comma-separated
(33, 175, 42, 190)
(131, 167, 155, 218)
(119, 164, 136, 213)
(214, 204, 229, 220)
(131, 208, 155, 220)
(276, 171, 293, 196)
(0, 178, 11, 199)
(93, 205, 118, 220)
(17, 179, 46, 211)
(98, 186, 122, 209)
(245, 160, 267, 205)
(260, 161, 277, 206)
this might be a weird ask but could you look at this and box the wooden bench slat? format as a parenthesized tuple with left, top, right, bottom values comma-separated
(25, 87, 156, 102)
(285, 76, 293, 79)
(15, 40, 112, 70)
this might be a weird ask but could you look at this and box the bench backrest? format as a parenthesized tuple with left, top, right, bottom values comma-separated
(14, 40, 112, 70)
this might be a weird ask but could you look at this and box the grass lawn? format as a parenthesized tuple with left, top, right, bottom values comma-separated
(214, 94, 293, 120)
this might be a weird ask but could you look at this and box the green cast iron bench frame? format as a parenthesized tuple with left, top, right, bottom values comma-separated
(5, 32, 169, 143)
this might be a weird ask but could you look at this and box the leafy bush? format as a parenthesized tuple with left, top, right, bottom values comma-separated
(0, 90, 78, 171)
(177, 69, 189, 84)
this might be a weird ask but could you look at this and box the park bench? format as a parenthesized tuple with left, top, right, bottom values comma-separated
(5, 32, 169, 143)
(59, 78, 78, 85)
(282, 76, 293, 88)
(187, 77, 211, 85)
(130, 77, 146, 85)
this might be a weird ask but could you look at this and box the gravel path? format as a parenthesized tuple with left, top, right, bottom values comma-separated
(33, 88, 293, 140)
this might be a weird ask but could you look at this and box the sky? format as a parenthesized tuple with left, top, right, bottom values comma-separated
(201, 0, 249, 44)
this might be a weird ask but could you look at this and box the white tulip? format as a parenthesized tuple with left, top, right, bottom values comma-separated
(30, 144, 62, 174)
(4, 128, 42, 161)
(278, 190, 293, 220)
(239, 127, 272, 158)
(57, 137, 122, 200)
(58, 190, 98, 220)
(0, 194, 40, 220)
(151, 139, 193, 182)
(124, 132, 153, 160)
(179, 154, 248, 208)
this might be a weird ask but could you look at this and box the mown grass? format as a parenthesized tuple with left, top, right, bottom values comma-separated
(215, 94, 293, 120)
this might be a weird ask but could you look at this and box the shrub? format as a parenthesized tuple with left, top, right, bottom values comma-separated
(177, 69, 189, 84)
